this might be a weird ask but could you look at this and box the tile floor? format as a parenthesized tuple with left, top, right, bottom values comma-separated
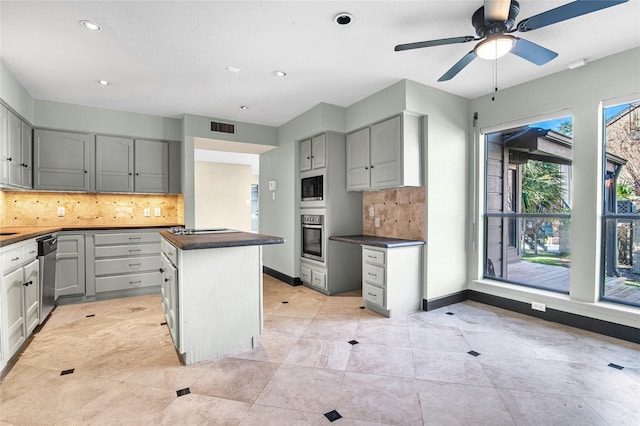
(1, 274, 639, 425)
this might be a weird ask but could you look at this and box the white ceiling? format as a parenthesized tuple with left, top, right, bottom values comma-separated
(1, 1, 639, 128)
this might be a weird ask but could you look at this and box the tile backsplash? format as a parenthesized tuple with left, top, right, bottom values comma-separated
(0, 191, 184, 227)
(363, 187, 426, 241)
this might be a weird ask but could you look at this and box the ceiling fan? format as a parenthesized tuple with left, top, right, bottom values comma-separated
(395, 0, 629, 82)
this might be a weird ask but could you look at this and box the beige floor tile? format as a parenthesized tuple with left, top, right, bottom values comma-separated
(355, 322, 411, 347)
(148, 393, 252, 425)
(239, 404, 332, 425)
(255, 364, 344, 413)
(231, 334, 299, 363)
(346, 343, 415, 378)
(283, 338, 353, 370)
(262, 315, 312, 337)
(336, 372, 423, 425)
(412, 350, 493, 387)
(302, 318, 359, 342)
(189, 357, 280, 403)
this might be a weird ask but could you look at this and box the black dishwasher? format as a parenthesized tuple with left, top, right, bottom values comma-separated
(37, 235, 57, 325)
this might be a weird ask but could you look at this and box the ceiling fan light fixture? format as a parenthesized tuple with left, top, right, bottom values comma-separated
(475, 35, 516, 60)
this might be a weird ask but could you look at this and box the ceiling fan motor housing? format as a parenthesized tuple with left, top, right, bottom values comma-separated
(472, 0, 520, 37)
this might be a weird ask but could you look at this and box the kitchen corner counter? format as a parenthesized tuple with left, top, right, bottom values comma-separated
(160, 230, 285, 250)
(330, 235, 425, 248)
(0, 224, 183, 247)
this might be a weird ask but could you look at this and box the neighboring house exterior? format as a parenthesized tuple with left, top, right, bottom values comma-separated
(605, 103, 640, 198)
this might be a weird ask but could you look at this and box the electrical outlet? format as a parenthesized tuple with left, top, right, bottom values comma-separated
(154, 207, 161, 217)
(144, 208, 150, 217)
(531, 301, 546, 312)
(375, 217, 380, 228)
(57, 206, 65, 217)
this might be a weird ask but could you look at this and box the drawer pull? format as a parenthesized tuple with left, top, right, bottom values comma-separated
(29, 250, 36, 255)
(168, 252, 174, 256)
(128, 249, 141, 253)
(367, 292, 377, 297)
(367, 272, 377, 277)
(11, 256, 20, 261)
(129, 280, 142, 287)
(128, 237, 142, 240)
(367, 255, 376, 259)
(128, 263, 141, 269)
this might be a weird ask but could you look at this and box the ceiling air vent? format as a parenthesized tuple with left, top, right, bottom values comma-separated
(210, 120, 236, 134)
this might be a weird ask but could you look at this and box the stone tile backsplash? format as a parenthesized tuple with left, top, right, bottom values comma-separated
(363, 187, 425, 241)
(0, 190, 184, 227)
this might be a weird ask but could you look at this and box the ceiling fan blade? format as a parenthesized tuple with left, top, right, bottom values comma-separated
(438, 51, 477, 81)
(510, 37, 558, 65)
(516, 0, 629, 32)
(484, 0, 511, 21)
(395, 36, 475, 52)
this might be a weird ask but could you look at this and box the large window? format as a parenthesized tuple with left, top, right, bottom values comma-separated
(484, 116, 572, 293)
(601, 98, 640, 307)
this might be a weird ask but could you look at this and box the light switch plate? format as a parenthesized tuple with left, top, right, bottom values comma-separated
(154, 207, 161, 216)
(144, 208, 150, 217)
(57, 206, 65, 217)
(374, 217, 380, 228)
(268, 180, 277, 191)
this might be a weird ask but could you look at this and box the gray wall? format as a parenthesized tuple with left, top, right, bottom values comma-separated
(469, 47, 640, 327)
(1, 62, 35, 123)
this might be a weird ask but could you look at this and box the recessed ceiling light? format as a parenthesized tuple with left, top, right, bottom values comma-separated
(334, 12, 353, 25)
(226, 66, 242, 74)
(568, 59, 587, 70)
(80, 20, 102, 31)
(96, 79, 110, 86)
(273, 70, 287, 77)
(240, 105, 249, 110)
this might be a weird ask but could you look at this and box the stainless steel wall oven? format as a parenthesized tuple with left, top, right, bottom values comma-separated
(301, 213, 324, 263)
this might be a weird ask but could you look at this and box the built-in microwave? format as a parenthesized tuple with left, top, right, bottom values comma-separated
(301, 172, 324, 204)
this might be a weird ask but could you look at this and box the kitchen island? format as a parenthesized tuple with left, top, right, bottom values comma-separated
(159, 229, 284, 365)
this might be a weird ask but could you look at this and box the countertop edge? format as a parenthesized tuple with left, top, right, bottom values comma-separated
(330, 235, 425, 248)
(160, 231, 285, 250)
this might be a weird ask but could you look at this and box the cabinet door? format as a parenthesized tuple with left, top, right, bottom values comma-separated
(7, 111, 22, 187)
(33, 130, 91, 191)
(96, 135, 134, 192)
(370, 115, 402, 188)
(300, 138, 311, 172)
(134, 139, 168, 193)
(56, 234, 86, 298)
(346, 127, 371, 190)
(311, 134, 326, 169)
(2, 267, 26, 357)
(0, 105, 9, 184)
(23, 259, 40, 335)
(21, 121, 32, 189)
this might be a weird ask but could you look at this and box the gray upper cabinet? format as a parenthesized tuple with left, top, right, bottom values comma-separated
(300, 134, 326, 172)
(0, 109, 31, 189)
(96, 135, 134, 192)
(34, 129, 91, 191)
(347, 113, 422, 191)
(21, 121, 32, 189)
(134, 139, 168, 193)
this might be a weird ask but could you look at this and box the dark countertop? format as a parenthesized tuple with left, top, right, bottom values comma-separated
(0, 224, 183, 247)
(160, 230, 285, 250)
(330, 235, 425, 248)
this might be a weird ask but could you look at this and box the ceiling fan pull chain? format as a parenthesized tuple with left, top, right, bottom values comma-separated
(492, 57, 498, 101)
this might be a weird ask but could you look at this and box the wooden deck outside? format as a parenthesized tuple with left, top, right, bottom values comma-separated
(506, 261, 640, 305)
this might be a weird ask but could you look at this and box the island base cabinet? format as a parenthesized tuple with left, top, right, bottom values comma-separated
(161, 238, 263, 365)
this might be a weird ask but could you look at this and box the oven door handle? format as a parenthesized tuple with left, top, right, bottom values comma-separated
(302, 224, 323, 229)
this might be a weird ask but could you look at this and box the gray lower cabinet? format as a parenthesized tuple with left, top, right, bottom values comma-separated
(1, 239, 39, 375)
(56, 234, 86, 299)
(160, 251, 179, 345)
(34, 129, 91, 191)
(93, 231, 161, 295)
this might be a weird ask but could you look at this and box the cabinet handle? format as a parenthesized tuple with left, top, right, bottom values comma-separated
(159, 267, 165, 273)
(7, 157, 12, 161)
(128, 249, 141, 253)
(367, 255, 376, 259)
(128, 263, 141, 268)
(136, 173, 140, 176)
(128, 237, 141, 240)
(168, 252, 174, 256)
(129, 173, 132, 176)
(84, 170, 87, 173)
(164, 278, 170, 282)
(29, 250, 36, 254)
(11, 256, 20, 261)
(306, 156, 310, 159)
(370, 165, 374, 169)
(129, 280, 142, 287)
(23, 280, 33, 286)
(364, 166, 368, 170)
(367, 272, 377, 277)
(21, 163, 27, 167)
(367, 292, 377, 297)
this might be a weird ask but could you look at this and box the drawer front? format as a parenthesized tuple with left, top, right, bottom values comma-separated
(1, 246, 24, 274)
(23, 243, 38, 262)
(300, 266, 312, 283)
(363, 283, 385, 307)
(95, 243, 160, 258)
(311, 270, 326, 289)
(95, 271, 160, 293)
(95, 256, 161, 276)
(95, 232, 161, 246)
(161, 239, 179, 266)
(363, 263, 385, 287)
(363, 248, 385, 266)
